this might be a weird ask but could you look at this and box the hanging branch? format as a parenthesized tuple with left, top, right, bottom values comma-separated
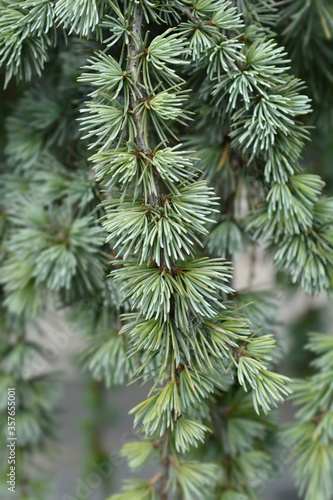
(3, 1, 332, 499)
(128, 6, 149, 155)
(127, 6, 175, 495)
(76, 2, 293, 498)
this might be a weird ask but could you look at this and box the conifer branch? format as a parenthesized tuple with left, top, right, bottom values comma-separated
(175, 3, 198, 24)
(2, 2, 332, 499)
(128, 4, 174, 495)
(128, 6, 147, 155)
(128, 4, 161, 208)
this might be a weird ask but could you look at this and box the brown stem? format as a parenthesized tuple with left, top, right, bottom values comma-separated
(175, 3, 198, 24)
(127, 6, 173, 497)
(159, 438, 170, 500)
(128, 6, 161, 206)
(128, 8, 148, 154)
(150, 472, 163, 487)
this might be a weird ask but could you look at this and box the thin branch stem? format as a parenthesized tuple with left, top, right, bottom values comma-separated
(175, 3, 198, 24)
(158, 434, 170, 500)
(128, 6, 161, 206)
(127, 6, 173, 497)
(128, 7, 148, 155)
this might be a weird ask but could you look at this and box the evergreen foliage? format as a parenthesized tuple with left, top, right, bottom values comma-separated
(0, 1, 332, 500)
(283, 332, 333, 500)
